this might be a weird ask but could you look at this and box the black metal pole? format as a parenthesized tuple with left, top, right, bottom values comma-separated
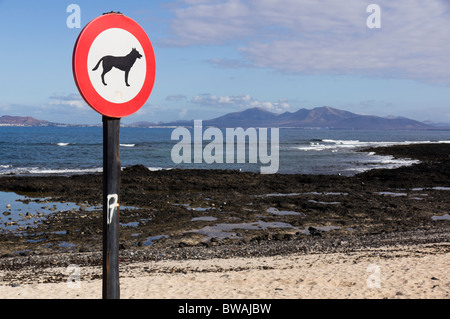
(102, 116, 121, 299)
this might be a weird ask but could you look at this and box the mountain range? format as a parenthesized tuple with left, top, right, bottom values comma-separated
(129, 106, 440, 130)
(0, 115, 56, 126)
(1, 106, 448, 130)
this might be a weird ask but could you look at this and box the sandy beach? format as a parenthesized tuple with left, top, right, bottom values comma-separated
(0, 143, 449, 300)
(0, 242, 448, 299)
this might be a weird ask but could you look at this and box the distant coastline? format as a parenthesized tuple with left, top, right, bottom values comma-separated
(2, 106, 450, 130)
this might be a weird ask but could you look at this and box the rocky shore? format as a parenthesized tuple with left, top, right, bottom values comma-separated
(0, 143, 449, 278)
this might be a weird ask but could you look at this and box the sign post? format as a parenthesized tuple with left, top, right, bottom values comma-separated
(72, 12, 156, 299)
(102, 116, 121, 298)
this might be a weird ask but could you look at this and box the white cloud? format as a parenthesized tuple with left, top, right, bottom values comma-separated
(192, 93, 290, 112)
(0, 103, 12, 113)
(164, 0, 450, 83)
(166, 94, 187, 101)
(178, 108, 188, 118)
(48, 93, 88, 110)
(164, 0, 253, 46)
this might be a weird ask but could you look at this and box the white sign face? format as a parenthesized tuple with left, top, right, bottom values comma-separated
(87, 28, 147, 104)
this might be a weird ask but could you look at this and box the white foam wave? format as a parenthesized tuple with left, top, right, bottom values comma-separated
(345, 157, 420, 173)
(27, 167, 103, 174)
(0, 167, 103, 175)
(0, 166, 173, 175)
(147, 167, 172, 171)
(120, 144, 135, 147)
(56, 142, 70, 146)
(295, 139, 450, 152)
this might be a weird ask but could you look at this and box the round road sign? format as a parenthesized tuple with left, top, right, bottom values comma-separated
(73, 13, 156, 118)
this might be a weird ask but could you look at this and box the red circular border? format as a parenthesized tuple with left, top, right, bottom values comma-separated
(73, 14, 156, 118)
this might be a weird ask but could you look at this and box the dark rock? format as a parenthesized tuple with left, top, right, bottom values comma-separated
(274, 233, 285, 241)
(0, 143, 448, 266)
(308, 227, 322, 237)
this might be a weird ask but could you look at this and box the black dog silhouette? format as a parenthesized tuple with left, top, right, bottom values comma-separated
(92, 48, 142, 86)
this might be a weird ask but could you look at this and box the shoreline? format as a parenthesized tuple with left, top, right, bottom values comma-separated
(1, 242, 448, 299)
(0, 143, 449, 298)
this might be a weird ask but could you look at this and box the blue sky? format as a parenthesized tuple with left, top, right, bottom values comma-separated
(1, 0, 450, 125)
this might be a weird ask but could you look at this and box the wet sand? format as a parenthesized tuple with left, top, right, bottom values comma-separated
(0, 143, 449, 299)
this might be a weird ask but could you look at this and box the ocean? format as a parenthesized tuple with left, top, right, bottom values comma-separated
(0, 126, 449, 176)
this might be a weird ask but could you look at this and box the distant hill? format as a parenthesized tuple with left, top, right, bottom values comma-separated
(2, 107, 444, 130)
(0, 115, 58, 126)
(130, 106, 436, 130)
(422, 120, 450, 129)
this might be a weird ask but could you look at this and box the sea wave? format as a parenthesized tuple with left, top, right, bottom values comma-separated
(0, 166, 172, 176)
(120, 144, 135, 147)
(294, 139, 450, 152)
(29, 168, 103, 174)
(147, 167, 172, 171)
(0, 167, 103, 175)
(345, 156, 421, 173)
